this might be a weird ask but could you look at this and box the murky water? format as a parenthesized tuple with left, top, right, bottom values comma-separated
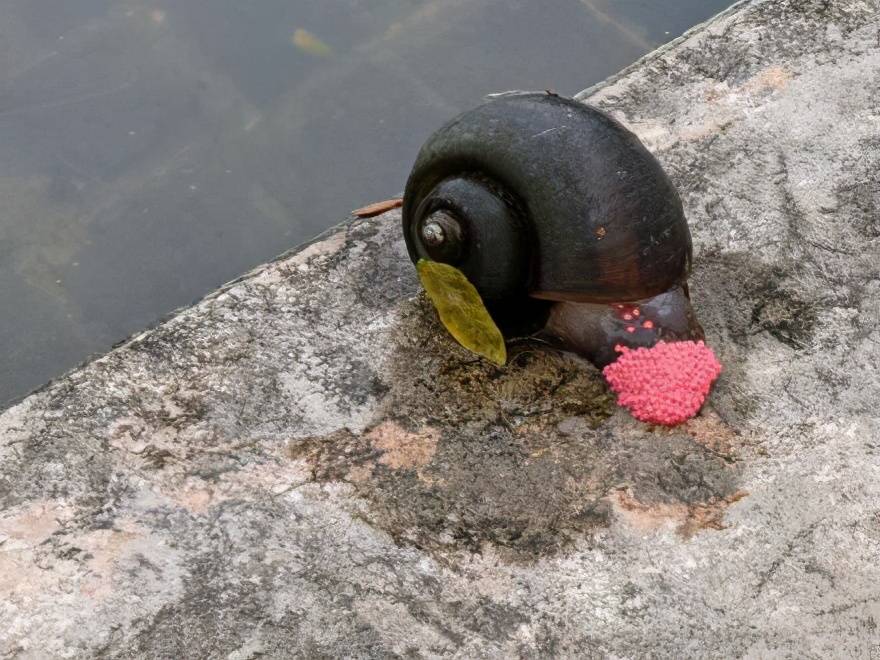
(0, 0, 733, 409)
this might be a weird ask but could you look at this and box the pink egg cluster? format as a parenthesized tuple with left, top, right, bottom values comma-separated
(602, 340, 723, 426)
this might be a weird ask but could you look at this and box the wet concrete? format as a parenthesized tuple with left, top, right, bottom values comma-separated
(2, 0, 880, 657)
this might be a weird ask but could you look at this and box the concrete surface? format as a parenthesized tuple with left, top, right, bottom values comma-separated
(2, 0, 880, 656)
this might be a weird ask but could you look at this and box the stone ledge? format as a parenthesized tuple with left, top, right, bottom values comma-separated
(2, 0, 879, 657)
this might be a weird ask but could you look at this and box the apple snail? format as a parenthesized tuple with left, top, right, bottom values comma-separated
(401, 92, 721, 425)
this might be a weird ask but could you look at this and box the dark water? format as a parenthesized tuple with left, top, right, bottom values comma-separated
(0, 0, 733, 409)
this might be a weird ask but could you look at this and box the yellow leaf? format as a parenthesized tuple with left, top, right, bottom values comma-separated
(291, 28, 333, 57)
(417, 259, 506, 366)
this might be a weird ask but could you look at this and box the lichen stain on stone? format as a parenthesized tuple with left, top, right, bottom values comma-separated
(705, 65, 792, 104)
(157, 454, 312, 515)
(73, 523, 144, 600)
(0, 500, 68, 547)
(368, 420, 439, 470)
(287, 295, 746, 561)
(744, 66, 792, 93)
(173, 485, 215, 514)
(287, 232, 347, 269)
(0, 505, 144, 603)
(679, 409, 743, 459)
(612, 488, 748, 539)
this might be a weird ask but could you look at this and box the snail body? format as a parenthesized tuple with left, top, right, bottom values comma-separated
(402, 92, 703, 367)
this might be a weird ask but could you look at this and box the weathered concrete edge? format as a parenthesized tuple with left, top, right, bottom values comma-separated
(575, 0, 756, 101)
(1, 214, 368, 413)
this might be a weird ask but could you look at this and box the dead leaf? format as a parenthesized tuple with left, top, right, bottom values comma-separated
(352, 197, 403, 218)
(417, 259, 506, 366)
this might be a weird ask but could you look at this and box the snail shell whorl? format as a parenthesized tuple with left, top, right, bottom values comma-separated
(408, 173, 530, 302)
(403, 93, 693, 306)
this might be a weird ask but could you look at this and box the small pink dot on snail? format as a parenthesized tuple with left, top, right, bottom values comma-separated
(626, 326, 636, 333)
(643, 320, 654, 329)
(632, 309, 640, 317)
(623, 313, 633, 321)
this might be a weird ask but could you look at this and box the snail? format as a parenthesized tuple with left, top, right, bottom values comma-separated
(402, 92, 721, 425)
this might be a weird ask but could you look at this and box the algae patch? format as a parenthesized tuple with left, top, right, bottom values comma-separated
(288, 296, 744, 561)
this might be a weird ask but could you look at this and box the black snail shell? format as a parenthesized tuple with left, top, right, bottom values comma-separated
(403, 92, 703, 367)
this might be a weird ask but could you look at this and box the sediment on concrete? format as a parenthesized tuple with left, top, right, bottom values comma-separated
(2, 0, 880, 657)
